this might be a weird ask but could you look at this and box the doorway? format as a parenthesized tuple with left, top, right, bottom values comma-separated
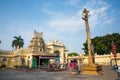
(32, 56, 49, 69)
(54, 51, 60, 62)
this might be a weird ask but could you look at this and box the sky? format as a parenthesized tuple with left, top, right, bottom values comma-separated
(0, 0, 120, 54)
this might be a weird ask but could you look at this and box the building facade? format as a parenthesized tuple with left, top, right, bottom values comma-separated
(83, 53, 120, 66)
(0, 31, 68, 68)
(0, 31, 120, 69)
(46, 40, 68, 64)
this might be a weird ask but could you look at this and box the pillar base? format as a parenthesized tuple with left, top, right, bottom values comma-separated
(81, 64, 102, 75)
(70, 71, 79, 75)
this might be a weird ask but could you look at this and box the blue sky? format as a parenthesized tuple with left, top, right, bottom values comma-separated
(0, 0, 120, 53)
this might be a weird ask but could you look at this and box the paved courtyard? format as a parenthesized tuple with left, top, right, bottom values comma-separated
(0, 66, 118, 80)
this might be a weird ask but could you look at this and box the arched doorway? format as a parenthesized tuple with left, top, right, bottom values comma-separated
(7, 58, 14, 68)
(20, 58, 25, 65)
(54, 51, 60, 62)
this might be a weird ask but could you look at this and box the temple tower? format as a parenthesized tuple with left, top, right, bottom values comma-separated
(28, 31, 48, 54)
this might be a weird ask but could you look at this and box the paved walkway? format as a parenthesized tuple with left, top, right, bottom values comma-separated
(0, 66, 118, 80)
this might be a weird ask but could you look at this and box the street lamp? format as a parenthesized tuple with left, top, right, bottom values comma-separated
(82, 8, 94, 65)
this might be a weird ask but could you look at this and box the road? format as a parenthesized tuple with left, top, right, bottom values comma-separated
(0, 66, 118, 80)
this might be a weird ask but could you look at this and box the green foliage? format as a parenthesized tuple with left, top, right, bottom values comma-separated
(14, 65, 29, 69)
(83, 33, 120, 55)
(14, 65, 19, 68)
(0, 64, 6, 68)
(68, 52, 78, 56)
(12, 36, 24, 49)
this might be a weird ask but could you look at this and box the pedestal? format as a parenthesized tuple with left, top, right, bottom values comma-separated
(70, 71, 79, 75)
(81, 64, 102, 75)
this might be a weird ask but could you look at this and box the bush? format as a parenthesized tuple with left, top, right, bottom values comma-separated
(0, 64, 6, 68)
(14, 65, 19, 68)
(14, 65, 29, 69)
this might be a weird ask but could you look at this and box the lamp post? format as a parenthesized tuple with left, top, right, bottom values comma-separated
(82, 8, 94, 65)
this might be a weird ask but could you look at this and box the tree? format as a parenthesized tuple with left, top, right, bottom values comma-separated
(0, 40, 1, 44)
(83, 33, 120, 55)
(12, 36, 24, 50)
(68, 52, 79, 56)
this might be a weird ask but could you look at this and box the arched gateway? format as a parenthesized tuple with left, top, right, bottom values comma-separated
(54, 51, 60, 62)
(46, 40, 68, 64)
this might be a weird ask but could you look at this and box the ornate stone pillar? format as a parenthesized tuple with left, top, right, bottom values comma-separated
(82, 8, 94, 65)
(81, 8, 102, 75)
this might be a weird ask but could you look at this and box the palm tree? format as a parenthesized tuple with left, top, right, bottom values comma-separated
(12, 36, 24, 50)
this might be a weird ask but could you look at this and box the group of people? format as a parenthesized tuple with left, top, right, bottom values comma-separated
(47, 59, 78, 71)
(68, 60, 78, 71)
(48, 62, 68, 70)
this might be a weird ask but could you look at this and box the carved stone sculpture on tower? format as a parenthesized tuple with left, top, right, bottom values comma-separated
(28, 31, 47, 53)
(34, 30, 43, 38)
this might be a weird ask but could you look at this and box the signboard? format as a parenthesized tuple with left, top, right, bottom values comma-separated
(111, 43, 117, 57)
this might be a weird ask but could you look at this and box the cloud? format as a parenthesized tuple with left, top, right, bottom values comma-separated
(48, 16, 84, 33)
(65, 0, 80, 6)
(43, 8, 84, 34)
(43, 8, 55, 15)
(83, 0, 112, 29)
(44, 0, 112, 34)
(43, 8, 67, 19)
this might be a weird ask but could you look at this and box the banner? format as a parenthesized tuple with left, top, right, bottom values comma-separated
(111, 43, 117, 57)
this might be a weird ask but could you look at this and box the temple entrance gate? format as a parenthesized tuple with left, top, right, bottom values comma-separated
(32, 56, 56, 69)
(46, 40, 68, 63)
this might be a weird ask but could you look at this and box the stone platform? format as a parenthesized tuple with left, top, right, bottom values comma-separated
(81, 64, 102, 75)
